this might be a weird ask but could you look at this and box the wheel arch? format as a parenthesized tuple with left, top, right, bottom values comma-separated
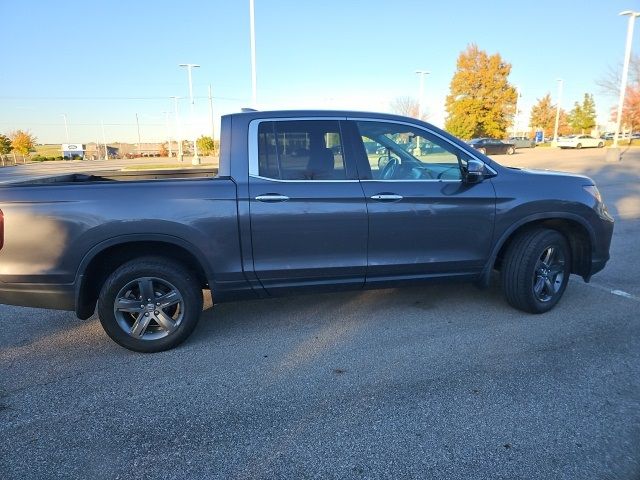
(74, 235, 212, 320)
(479, 213, 595, 287)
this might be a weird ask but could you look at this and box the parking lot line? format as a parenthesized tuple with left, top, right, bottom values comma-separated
(579, 280, 639, 302)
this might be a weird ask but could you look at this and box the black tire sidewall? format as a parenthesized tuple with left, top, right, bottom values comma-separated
(97, 258, 203, 352)
(502, 229, 571, 314)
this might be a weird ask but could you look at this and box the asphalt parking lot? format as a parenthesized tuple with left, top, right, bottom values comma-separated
(1, 147, 639, 479)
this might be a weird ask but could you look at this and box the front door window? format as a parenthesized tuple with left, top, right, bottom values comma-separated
(356, 121, 468, 181)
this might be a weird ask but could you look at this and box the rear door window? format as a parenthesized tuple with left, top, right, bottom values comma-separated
(257, 121, 349, 180)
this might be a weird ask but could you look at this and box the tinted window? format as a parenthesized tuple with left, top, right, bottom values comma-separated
(258, 121, 346, 180)
(356, 121, 468, 180)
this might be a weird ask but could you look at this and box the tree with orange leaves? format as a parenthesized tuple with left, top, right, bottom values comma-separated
(445, 44, 517, 139)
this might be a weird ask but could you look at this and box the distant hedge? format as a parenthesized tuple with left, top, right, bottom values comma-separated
(30, 155, 64, 162)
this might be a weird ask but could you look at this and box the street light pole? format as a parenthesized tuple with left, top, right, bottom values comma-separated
(613, 10, 640, 148)
(414, 70, 430, 155)
(170, 96, 183, 161)
(61, 114, 70, 143)
(553, 79, 563, 144)
(513, 86, 520, 137)
(101, 120, 108, 160)
(208, 84, 215, 141)
(179, 63, 201, 165)
(135, 113, 141, 156)
(415, 70, 430, 120)
(249, 0, 257, 106)
(163, 111, 172, 159)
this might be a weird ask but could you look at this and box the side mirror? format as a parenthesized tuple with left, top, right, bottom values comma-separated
(464, 159, 485, 184)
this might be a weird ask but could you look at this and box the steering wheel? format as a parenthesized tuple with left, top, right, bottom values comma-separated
(380, 158, 399, 179)
(437, 166, 459, 179)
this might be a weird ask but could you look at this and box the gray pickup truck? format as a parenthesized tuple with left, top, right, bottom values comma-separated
(0, 110, 614, 352)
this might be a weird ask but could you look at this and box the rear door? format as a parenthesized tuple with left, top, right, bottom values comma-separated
(248, 119, 368, 293)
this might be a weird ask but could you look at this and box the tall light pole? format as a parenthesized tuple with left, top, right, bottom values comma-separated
(208, 84, 215, 141)
(249, 0, 257, 106)
(414, 70, 429, 155)
(170, 96, 183, 161)
(179, 63, 201, 165)
(135, 113, 141, 156)
(553, 78, 563, 144)
(101, 120, 108, 160)
(513, 86, 520, 137)
(61, 114, 70, 143)
(613, 10, 640, 148)
(415, 70, 430, 120)
(163, 111, 172, 159)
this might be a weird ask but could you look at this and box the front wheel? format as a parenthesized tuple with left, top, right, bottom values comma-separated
(506, 146, 515, 155)
(97, 257, 203, 352)
(598, 142, 604, 148)
(576, 143, 582, 149)
(501, 229, 571, 313)
(477, 147, 487, 155)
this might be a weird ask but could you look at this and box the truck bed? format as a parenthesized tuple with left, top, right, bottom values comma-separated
(3, 168, 219, 186)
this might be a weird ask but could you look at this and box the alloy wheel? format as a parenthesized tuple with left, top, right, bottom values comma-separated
(532, 246, 566, 302)
(113, 277, 184, 340)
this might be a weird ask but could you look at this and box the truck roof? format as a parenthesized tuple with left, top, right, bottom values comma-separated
(223, 109, 430, 124)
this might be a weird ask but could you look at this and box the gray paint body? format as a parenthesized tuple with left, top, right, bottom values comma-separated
(0, 110, 614, 315)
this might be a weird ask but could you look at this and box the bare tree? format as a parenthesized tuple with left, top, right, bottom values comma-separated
(597, 55, 640, 97)
(390, 96, 426, 120)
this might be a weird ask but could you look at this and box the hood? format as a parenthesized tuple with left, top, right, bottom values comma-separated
(507, 166, 594, 184)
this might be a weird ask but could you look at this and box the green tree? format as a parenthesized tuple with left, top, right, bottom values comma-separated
(196, 135, 216, 156)
(568, 93, 596, 133)
(445, 44, 517, 139)
(10, 130, 36, 156)
(529, 94, 570, 137)
(0, 134, 12, 154)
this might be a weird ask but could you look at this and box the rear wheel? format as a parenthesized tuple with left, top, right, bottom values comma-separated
(576, 143, 582, 149)
(97, 257, 203, 352)
(506, 146, 515, 155)
(598, 142, 604, 148)
(477, 147, 487, 155)
(501, 229, 570, 313)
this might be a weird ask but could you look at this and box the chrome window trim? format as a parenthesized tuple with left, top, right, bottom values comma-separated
(248, 117, 348, 180)
(360, 179, 461, 183)
(348, 117, 498, 177)
(249, 174, 358, 183)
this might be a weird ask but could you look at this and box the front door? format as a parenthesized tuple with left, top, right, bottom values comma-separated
(248, 119, 368, 294)
(346, 119, 496, 282)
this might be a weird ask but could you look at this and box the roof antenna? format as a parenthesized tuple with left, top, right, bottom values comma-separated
(241, 107, 258, 112)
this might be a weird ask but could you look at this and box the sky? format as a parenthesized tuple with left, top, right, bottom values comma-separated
(1, 0, 639, 144)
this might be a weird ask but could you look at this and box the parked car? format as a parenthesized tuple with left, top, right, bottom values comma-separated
(557, 135, 604, 149)
(0, 110, 614, 352)
(467, 138, 516, 155)
(508, 136, 535, 148)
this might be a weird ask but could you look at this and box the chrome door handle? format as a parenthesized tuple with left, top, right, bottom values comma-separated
(370, 194, 403, 201)
(255, 194, 290, 202)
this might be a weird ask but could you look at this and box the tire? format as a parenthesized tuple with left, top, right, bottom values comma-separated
(598, 142, 604, 148)
(576, 143, 582, 149)
(97, 257, 204, 352)
(501, 229, 571, 314)
(478, 147, 486, 155)
(506, 146, 515, 155)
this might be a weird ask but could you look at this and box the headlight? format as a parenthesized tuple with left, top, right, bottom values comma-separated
(584, 185, 613, 221)
(583, 185, 602, 203)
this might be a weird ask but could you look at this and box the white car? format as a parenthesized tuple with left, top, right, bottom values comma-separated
(557, 134, 604, 149)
